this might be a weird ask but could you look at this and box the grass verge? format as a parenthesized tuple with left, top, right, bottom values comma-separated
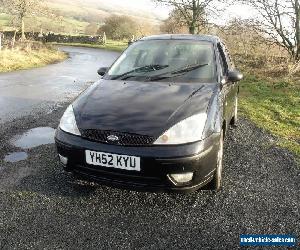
(51, 40, 128, 53)
(0, 47, 68, 73)
(239, 75, 300, 157)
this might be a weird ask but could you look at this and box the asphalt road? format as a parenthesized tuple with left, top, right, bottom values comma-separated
(0, 46, 119, 124)
(0, 47, 299, 249)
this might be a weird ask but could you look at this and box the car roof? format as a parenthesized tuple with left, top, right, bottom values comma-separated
(139, 34, 221, 44)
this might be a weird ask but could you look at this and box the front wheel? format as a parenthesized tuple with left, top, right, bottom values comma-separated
(209, 131, 224, 191)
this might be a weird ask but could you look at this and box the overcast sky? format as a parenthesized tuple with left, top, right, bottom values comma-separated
(109, 0, 255, 24)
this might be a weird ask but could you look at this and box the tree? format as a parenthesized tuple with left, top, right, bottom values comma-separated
(153, 0, 215, 34)
(136, 21, 156, 37)
(241, 0, 300, 61)
(160, 9, 189, 33)
(218, 18, 267, 57)
(1, 0, 44, 40)
(99, 15, 138, 40)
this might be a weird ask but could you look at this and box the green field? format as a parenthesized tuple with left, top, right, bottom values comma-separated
(0, 12, 89, 34)
(239, 75, 300, 156)
(52, 40, 128, 52)
(0, 0, 161, 33)
(0, 13, 11, 29)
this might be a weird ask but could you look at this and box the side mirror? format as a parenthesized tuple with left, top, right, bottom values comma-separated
(227, 69, 243, 82)
(97, 67, 108, 76)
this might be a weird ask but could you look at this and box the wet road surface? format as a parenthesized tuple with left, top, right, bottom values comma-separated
(0, 46, 119, 123)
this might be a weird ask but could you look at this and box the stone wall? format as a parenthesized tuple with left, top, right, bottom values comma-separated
(1, 31, 104, 45)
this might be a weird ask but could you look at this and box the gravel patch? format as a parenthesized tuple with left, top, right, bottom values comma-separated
(0, 104, 299, 249)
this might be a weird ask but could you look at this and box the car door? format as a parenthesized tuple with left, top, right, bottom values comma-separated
(222, 43, 239, 119)
(217, 43, 236, 125)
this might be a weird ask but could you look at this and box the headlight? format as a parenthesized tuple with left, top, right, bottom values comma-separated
(154, 113, 207, 145)
(59, 105, 81, 136)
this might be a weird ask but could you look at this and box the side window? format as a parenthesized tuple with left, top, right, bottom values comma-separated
(217, 43, 228, 76)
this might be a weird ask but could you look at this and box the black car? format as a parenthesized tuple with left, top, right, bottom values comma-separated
(55, 34, 243, 193)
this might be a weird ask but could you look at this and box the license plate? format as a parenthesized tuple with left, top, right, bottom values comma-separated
(85, 150, 140, 171)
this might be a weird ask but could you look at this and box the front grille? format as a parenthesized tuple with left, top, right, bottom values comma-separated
(80, 129, 156, 146)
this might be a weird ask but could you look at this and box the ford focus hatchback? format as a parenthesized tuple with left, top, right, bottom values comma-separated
(55, 34, 243, 193)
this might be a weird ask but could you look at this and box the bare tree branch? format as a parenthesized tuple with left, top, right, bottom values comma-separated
(239, 0, 300, 61)
(153, 0, 217, 34)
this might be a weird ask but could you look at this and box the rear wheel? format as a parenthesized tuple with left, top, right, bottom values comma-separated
(209, 131, 224, 191)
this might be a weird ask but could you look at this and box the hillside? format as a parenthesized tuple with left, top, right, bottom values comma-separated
(47, 0, 164, 23)
(0, 0, 164, 34)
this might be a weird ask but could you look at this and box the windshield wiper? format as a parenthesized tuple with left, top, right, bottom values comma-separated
(147, 63, 208, 82)
(171, 63, 208, 75)
(111, 64, 169, 80)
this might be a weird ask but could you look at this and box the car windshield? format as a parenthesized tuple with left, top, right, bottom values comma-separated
(105, 40, 216, 83)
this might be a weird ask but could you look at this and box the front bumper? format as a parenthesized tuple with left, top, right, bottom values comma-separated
(55, 128, 220, 193)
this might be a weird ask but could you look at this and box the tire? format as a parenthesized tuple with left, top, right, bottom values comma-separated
(231, 95, 238, 127)
(209, 131, 224, 191)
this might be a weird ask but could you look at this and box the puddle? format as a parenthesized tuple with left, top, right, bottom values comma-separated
(4, 152, 28, 163)
(11, 127, 56, 149)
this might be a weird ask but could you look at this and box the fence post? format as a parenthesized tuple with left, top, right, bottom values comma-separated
(11, 30, 17, 48)
(102, 32, 107, 45)
(0, 32, 2, 51)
